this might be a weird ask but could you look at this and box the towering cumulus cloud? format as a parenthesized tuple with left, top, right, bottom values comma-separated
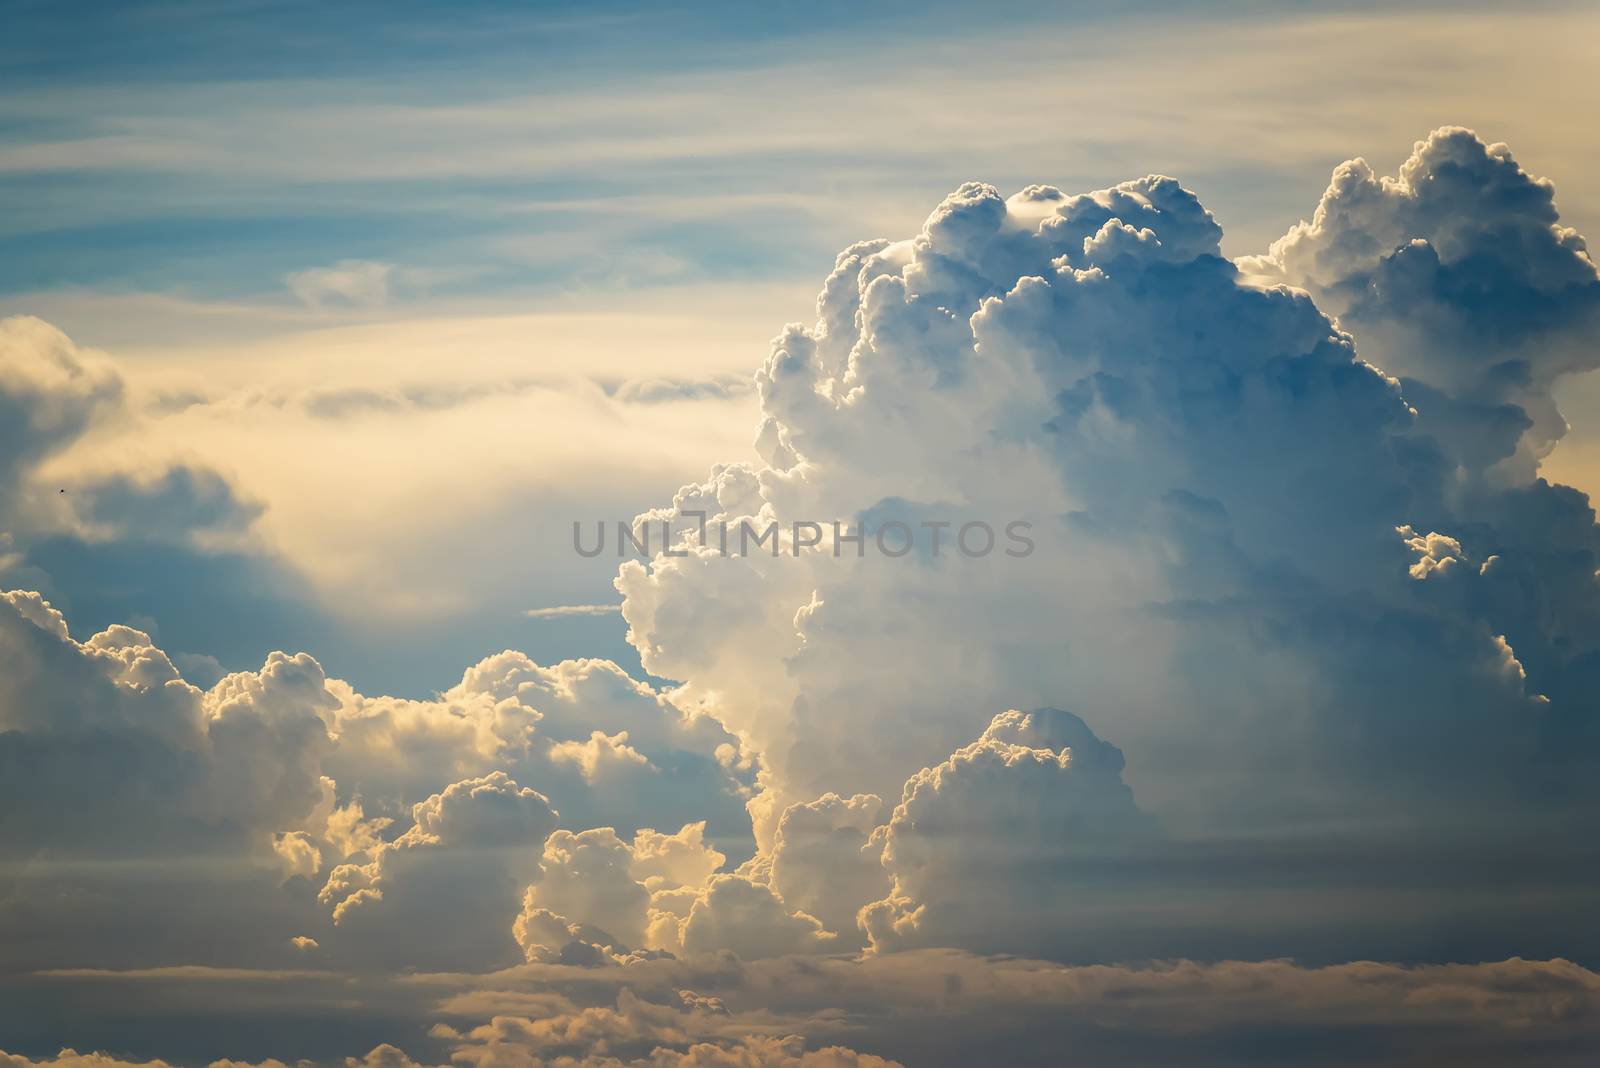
(620, 131, 1599, 881)
(614, 129, 1600, 972)
(4, 129, 1600, 1066)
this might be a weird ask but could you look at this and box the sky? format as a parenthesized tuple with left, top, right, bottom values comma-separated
(5, 0, 1600, 693)
(4, 3, 1600, 1066)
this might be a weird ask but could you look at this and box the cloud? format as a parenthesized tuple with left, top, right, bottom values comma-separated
(615, 160, 1549, 846)
(1240, 127, 1600, 475)
(3, 287, 784, 657)
(0, 1054, 183, 1068)
(437, 984, 903, 1067)
(862, 709, 1153, 956)
(0, 592, 753, 975)
(63, 465, 265, 547)
(608, 373, 755, 406)
(0, 591, 334, 844)
(321, 653, 757, 855)
(7, 127, 1600, 1066)
(766, 793, 888, 949)
(0, 316, 122, 507)
(511, 821, 830, 965)
(0, 590, 335, 971)
(610, 132, 1600, 974)
(9, 950, 1600, 1068)
(675, 874, 833, 961)
(320, 772, 559, 970)
(524, 604, 623, 620)
(300, 378, 554, 419)
(285, 261, 396, 310)
(517, 828, 653, 957)
(410, 951, 1600, 1067)
(0, 1048, 441, 1068)
(0, 315, 315, 691)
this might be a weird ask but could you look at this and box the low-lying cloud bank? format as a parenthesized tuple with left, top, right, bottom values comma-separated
(4, 127, 1600, 1065)
(7, 954, 1600, 1067)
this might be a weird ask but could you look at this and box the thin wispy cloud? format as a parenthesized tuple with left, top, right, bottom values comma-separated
(524, 603, 622, 619)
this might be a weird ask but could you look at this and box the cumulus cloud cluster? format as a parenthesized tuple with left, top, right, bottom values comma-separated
(618, 129, 1600, 868)
(0, 589, 761, 974)
(4, 127, 1600, 1066)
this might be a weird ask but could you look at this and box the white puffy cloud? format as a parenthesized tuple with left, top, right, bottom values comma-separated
(862, 709, 1151, 955)
(323, 654, 756, 858)
(766, 794, 888, 948)
(548, 730, 651, 782)
(674, 875, 833, 961)
(518, 828, 652, 957)
(271, 830, 321, 880)
(0, 591, 334, 849)
(511, 821, 832, 964)
(631, 822, 726, 893)
(0, 590, 335, 970)
(320, 771, 558, 970)
(1398, 523, 1467, 579)
(1241, 127, 1600, 474)
(0, 585, 759, 975)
